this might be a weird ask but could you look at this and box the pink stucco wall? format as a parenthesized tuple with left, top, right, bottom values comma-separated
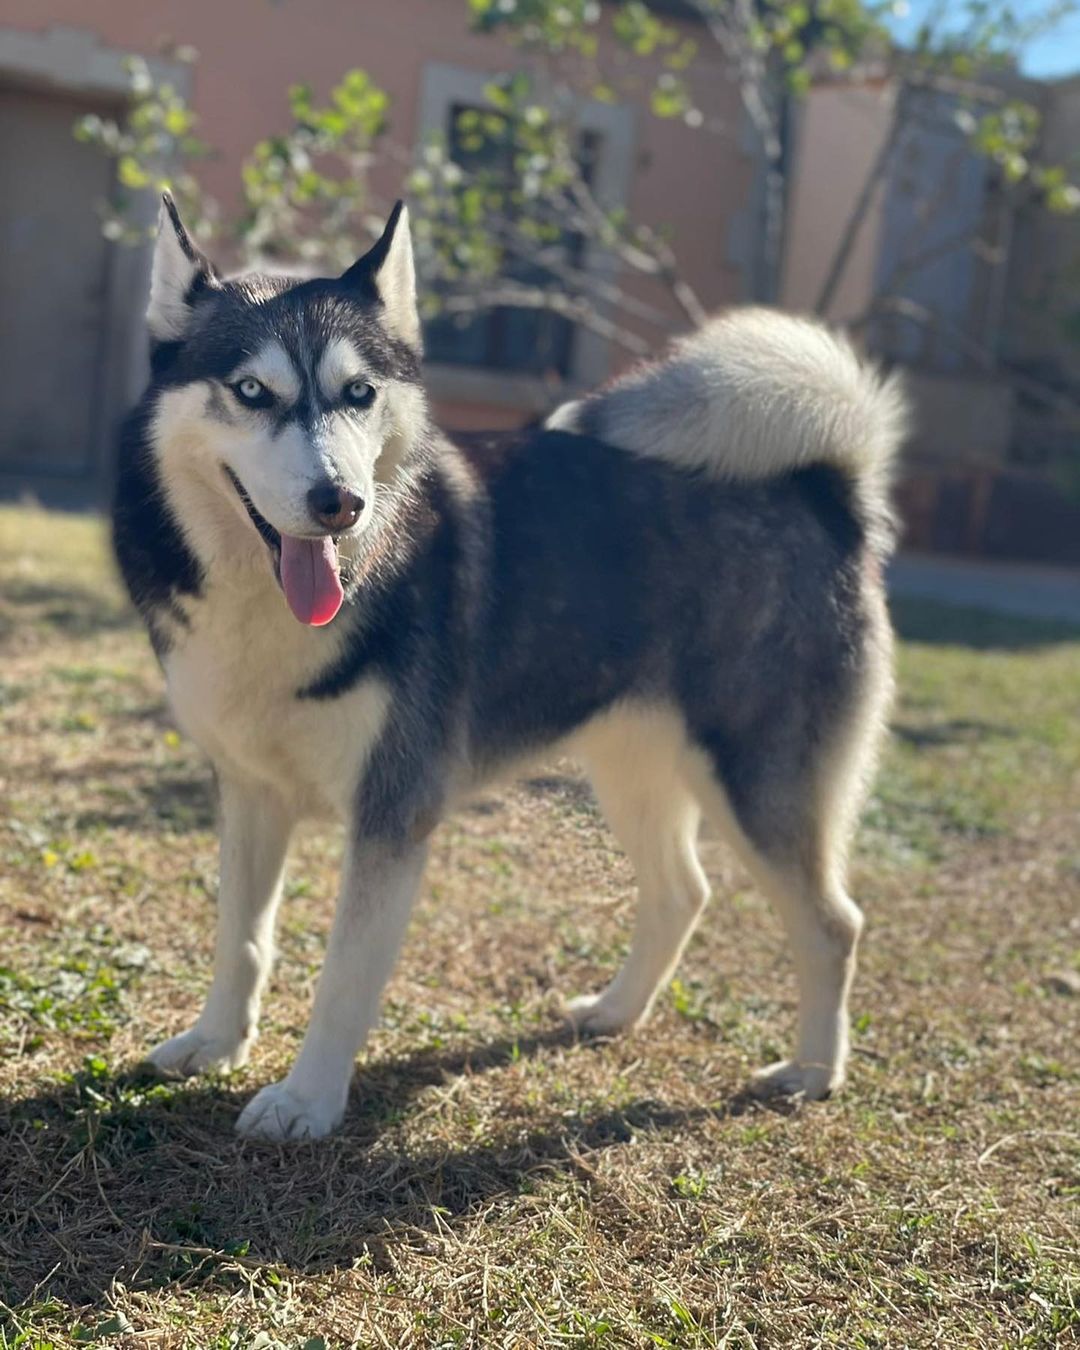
(780, 78, 896, 324)
(2, 1, 757, 426)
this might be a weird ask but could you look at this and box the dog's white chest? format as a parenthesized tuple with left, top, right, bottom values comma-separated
(163, 581, 388, 815)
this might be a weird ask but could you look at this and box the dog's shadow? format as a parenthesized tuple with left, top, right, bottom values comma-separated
(1, 1026, 790, 1310)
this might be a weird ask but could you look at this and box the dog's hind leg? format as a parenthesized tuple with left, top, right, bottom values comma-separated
(684, 668, 887, 1100)
(568, 705, 711, 1035)
(146, 777, 294, 1077)
(708, 801, 863, 1101)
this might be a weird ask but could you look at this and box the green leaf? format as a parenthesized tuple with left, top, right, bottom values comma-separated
(72, 1314, 134, 1342)
(117, 155, 149, 189)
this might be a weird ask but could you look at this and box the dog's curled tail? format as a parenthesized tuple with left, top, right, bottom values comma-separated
(547, 307, 906, 552)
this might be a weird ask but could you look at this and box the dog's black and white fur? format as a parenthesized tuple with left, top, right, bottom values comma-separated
(112, 196, 904, 1139)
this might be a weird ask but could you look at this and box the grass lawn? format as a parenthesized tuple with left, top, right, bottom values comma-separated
(0, 503, 1078, 1349)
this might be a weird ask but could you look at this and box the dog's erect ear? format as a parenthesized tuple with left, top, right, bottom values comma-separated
(340, 201, 421, 351)
(147, 193, 219, 343)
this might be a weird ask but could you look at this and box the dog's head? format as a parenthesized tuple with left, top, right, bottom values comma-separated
(146, 195, 427, 626)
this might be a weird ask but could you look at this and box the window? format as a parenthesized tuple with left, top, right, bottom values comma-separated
(417, 63, 634, 404)
(425, 105, 602, 379)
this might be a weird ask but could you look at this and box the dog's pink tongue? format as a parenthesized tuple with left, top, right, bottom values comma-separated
(278, 534, 343, 626)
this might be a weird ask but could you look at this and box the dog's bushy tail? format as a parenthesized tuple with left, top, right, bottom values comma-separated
(547, 307, 906, 554)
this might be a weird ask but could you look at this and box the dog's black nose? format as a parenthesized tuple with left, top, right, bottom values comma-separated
(307, 482, 364, 532)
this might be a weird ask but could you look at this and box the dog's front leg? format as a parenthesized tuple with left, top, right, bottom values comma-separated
(236, 835, 427, 1140)
(147, 777, 294, 1077)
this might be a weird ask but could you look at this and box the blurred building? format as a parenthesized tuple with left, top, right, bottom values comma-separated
(784, 72, 1080, 565)
(2, 2, 1079, 565)
(0, 0, 763, 505)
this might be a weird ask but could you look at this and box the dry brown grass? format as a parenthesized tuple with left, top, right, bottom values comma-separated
(1, 503, 1078, 1349)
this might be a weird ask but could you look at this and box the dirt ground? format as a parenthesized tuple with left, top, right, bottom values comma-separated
(1, 505, 1078, 1348)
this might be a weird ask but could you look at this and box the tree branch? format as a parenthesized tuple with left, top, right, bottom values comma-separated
(438, 286, 653, 355)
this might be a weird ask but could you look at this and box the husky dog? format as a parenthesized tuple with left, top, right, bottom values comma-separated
(112, 195, 903, 1140)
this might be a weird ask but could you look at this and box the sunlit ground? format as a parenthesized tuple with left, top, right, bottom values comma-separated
(1, 504, 1077, 1348)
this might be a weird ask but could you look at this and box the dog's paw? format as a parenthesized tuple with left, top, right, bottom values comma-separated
(235, 1080, 344, 1141)
(565, 992, 637, 1037)
(145, 1025, 252, 1078)
(749, 1059, 840, 1101)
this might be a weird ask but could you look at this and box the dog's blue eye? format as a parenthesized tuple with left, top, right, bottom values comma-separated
(344, 380, 376, 408)
(233, 377, 271, 407)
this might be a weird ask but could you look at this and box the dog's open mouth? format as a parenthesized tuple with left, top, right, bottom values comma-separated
(225, 467, 344, 627)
